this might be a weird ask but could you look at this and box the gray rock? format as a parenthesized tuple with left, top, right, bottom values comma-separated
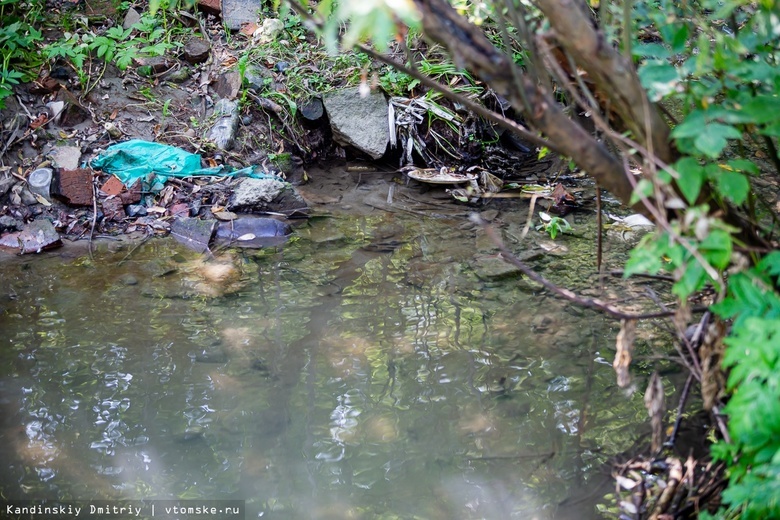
(0, 176, 16, 197)
(221, 0, 261, 30)
(48, 145, 82, 170)
(300, 97, 324, 121)
(122, 7, 141, 29)
(471, 254, 522, 280)
(213, 70, 242, 100)
(254, 18, 283, 43)
(164, 67, 191, 83)
(0, 215, 21, 232)
(323, 87, 389, 159)
(228, 178, 308, 216)
(244, 65, 273, 91)
(19, 187, 38, 206)
(208, 99, 240, 150)
(171, 217, 217, 253)
(126, 204, 147, 217)
(18, 219, 61, 254)
(119, 274, 139, 286)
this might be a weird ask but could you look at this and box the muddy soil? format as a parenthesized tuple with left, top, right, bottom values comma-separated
(0, 2, 600, 264)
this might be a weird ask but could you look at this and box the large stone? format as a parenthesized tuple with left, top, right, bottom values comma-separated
(18, 219, 62, 254)
(122, 7, 141, 29)
(228, 178, 308, 216)
(323, 87, 390, 159)
(221, 0, 261, 30)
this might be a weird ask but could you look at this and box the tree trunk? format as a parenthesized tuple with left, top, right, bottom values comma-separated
(412, 0, 659, 208)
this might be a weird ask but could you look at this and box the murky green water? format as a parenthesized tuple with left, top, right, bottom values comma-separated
(0, 212, 654, 519)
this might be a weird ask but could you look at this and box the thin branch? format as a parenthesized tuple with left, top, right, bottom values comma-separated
(471, 213, 706, 320)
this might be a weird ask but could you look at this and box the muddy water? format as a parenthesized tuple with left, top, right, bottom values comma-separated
(0, 211, 653, 519)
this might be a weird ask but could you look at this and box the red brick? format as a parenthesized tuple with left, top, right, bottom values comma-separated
(119, 180, 142, 205)
(100, 175, 125, 196)
(197, 0, 221, 14)
(53, 168, 94, 206)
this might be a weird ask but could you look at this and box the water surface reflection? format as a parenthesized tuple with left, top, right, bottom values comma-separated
(0, 213, 650, 519)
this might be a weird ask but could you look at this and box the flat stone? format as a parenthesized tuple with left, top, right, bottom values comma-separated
(48, 145, 82, 170)
(53, 168, 94, 206)
(183, 37, 210, 64)
(122, 7, 141, 29)
(228, 178, 308, 216)
(213, 71, 242, 100)
(171, 217, 217, 253)
(18, 219, 62, 254)
(472, 254, 522, 280)
(60, 102, 90, 127)
(323, 87, 389, 159)
(221, 0, 261, 31)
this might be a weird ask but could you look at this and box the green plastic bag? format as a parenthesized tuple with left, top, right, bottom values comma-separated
(91, 140, 280, 191)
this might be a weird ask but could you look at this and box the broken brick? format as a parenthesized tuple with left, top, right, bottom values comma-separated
(197, 0, 220, 14)
(100, 175, 125, 196)
(102, 197, 126, 222)
(119, 180, 142, 205)
(53, 168, 94, 206)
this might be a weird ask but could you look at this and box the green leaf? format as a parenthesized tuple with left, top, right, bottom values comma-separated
(624, 232, 666, 277)
(672, 260, 705, 299)
(726, 159, 759, 175)
(693, 123, 742, 158)
(670, 110, 707, 139)
(758, 251, 780, 277)
(673, 157, 705, 204)
(699, 229, 733, 270)
(638, 60, 679, 101)
(717, 170, 750, 205)
(671, 24, 690, 53)
(629, 178, 654, 206)
(740, 95, 780, 124)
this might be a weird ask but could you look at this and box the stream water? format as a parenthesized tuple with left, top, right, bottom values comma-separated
(0, 211, 655, 519)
